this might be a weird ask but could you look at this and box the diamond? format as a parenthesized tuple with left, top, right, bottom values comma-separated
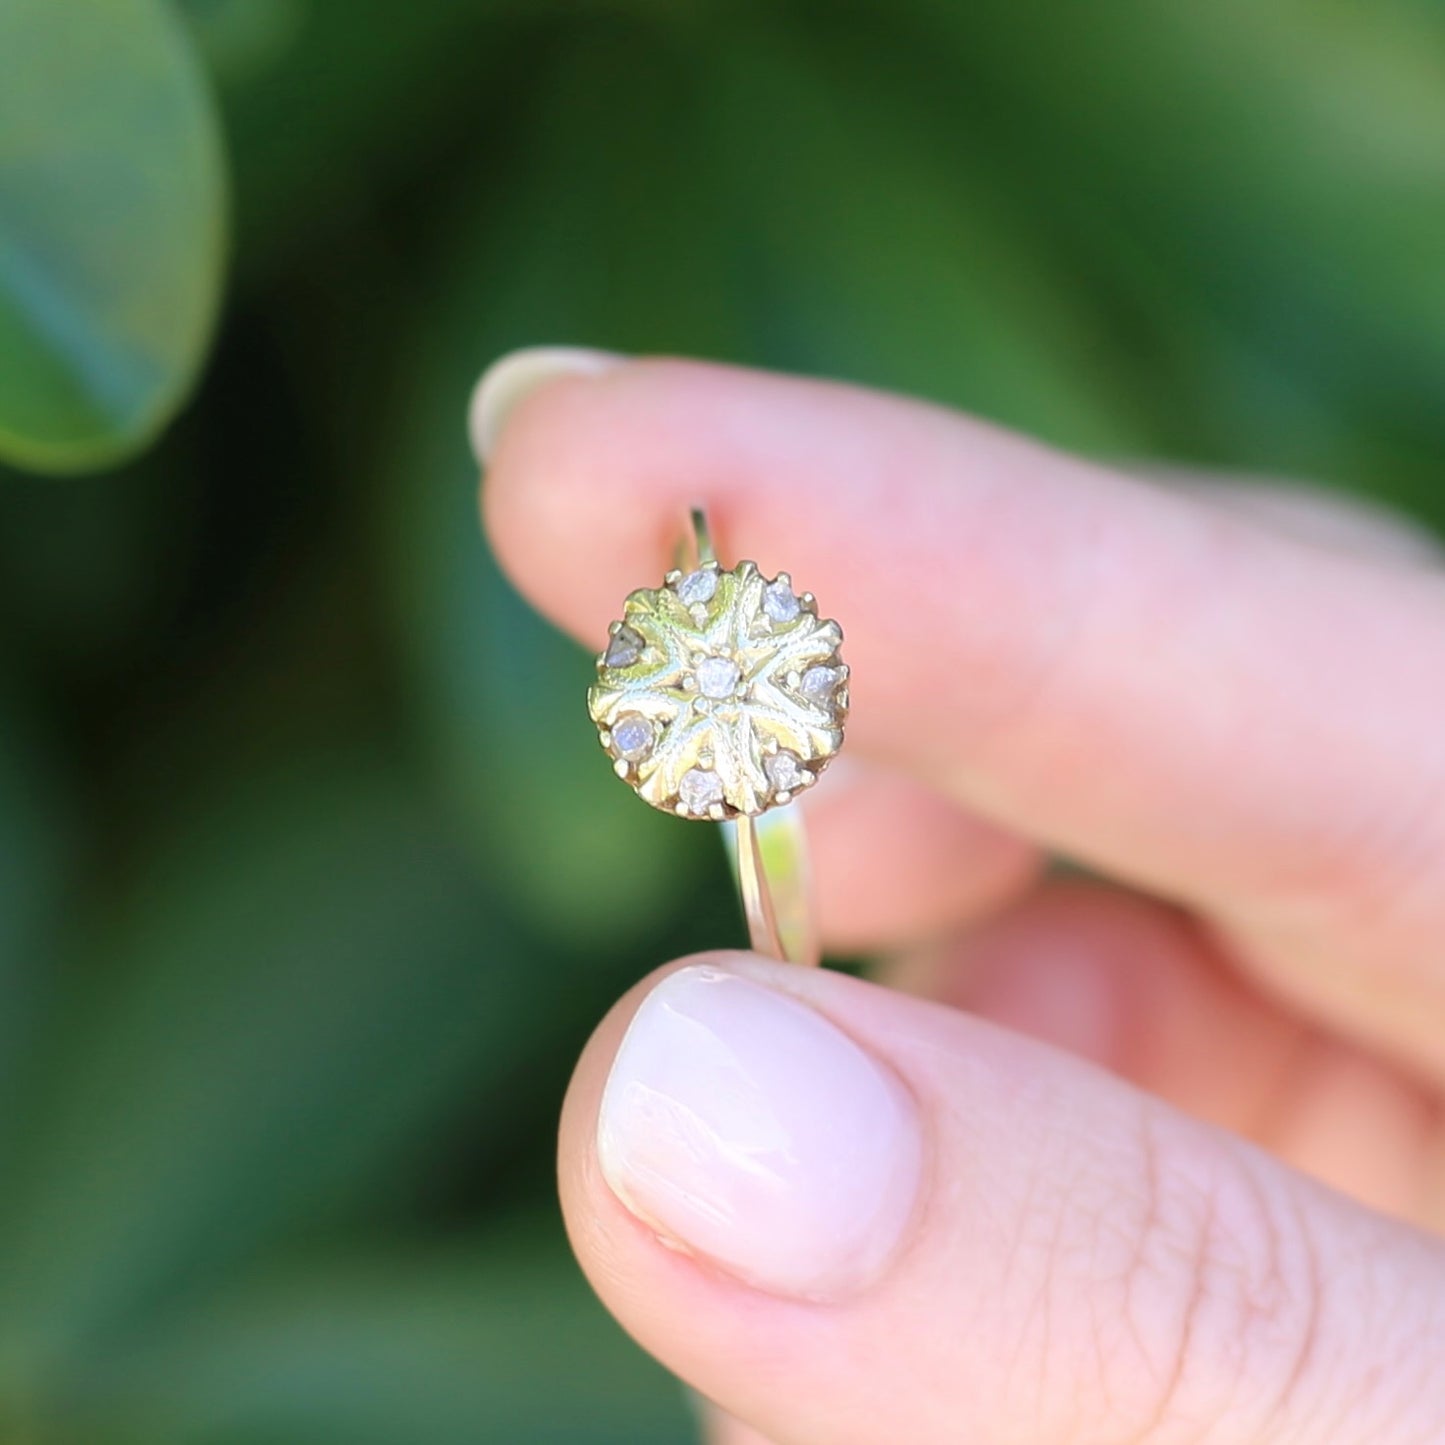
(610, 714, 655, 761)
(604, 624, 645, 668)
(800, 664, 844, 701)
(678, 767, 724, 814)
(764, 750, 809, 792)
(762, 579, 800, 623)
(695, 654, 741, 699)
(676, 568, 717, 604)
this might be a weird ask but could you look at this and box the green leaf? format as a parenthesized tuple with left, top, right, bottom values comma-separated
(0, 0, 227, 474)
(52, 1225, 691, 1445)
(0, 755, 546, 1390)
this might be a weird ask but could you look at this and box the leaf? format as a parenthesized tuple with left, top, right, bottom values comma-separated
(0, 0, 227, 474)
(0, 754, 550, 1389)
(50, 1224, 691, 1445)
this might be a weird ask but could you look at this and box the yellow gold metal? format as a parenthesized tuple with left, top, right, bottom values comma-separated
(679, 505, 716, 570)
(729, 800, 818, 967)
(587, 505, 847, 966)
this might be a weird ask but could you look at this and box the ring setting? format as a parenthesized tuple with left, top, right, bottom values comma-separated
(590, 559, 848, 820)
(587, 508, 847, 965)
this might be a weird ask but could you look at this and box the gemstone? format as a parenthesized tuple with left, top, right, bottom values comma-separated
(676, 568, 717, 604)
(762, 579, 800, 623)
(610, 714, 655, 761)
(604, 624, 645, 668)
(678, 767, 724, 813)
(695, 654, 741, 699)
(765, 750, 809, 792)
(800, 664, 844, 701)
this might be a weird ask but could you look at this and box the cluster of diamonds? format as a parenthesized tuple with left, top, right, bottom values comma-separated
(588, 560, 848, 819)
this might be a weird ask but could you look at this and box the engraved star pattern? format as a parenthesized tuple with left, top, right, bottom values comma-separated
(587, 561, 848, 819)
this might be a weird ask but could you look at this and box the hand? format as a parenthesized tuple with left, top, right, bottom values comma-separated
(474, 351, 1445, 1444)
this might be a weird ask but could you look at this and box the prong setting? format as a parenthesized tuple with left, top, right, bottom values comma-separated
(589, 559, 847, 819)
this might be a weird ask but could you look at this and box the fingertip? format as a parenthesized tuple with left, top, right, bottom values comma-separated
(558, 945, 1445, 1445)
(568, 954, 925, 1304)
(558, 952, 944, 1442)
(468, 344, 621, 466)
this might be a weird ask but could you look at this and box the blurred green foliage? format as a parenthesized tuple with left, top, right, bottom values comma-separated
(0, 0, 1443, 1440)
(0, 0, 225, 473)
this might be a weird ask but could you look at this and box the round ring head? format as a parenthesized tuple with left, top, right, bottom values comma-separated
(588, 560, 848, 820)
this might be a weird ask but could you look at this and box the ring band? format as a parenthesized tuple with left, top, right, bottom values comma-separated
(587, 506, 850, 967)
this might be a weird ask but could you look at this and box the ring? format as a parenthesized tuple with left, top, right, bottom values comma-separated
(587, 506, 849, 967)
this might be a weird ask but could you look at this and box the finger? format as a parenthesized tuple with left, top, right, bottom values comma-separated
(562, 954, 1445, 1445)
(478, 354, 1445, 1076)
(803, 758, 1038, 953)
(923, 882, 1441, 1225)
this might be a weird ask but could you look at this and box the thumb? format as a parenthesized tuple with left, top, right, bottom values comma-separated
(559, 954, 1445, 1444)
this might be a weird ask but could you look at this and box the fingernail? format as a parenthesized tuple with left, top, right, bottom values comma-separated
(597, 964, 923, 1299)
(467, 345, 622, 464)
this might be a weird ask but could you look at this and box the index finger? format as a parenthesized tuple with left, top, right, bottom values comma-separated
(477, 352, 1445, 1071)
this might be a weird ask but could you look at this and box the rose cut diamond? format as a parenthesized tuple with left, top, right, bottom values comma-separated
(695, 654, 741, 699)
(678, 767, 724, 814)
(604, 624, 645, 668)
(762, 579, 800, 623)
(610, 714, 654, 761)
(764, 749, 808, 793)
(800, 664, 844, 701)
(676, 568, 718, 604)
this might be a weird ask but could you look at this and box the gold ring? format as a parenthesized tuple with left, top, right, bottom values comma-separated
(587, 506, 848, 966)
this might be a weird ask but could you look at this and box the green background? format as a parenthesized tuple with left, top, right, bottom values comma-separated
(1, 1, 1443, 1440)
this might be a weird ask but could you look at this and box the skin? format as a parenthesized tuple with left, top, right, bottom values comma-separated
(478, 356, 1445, 1444)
